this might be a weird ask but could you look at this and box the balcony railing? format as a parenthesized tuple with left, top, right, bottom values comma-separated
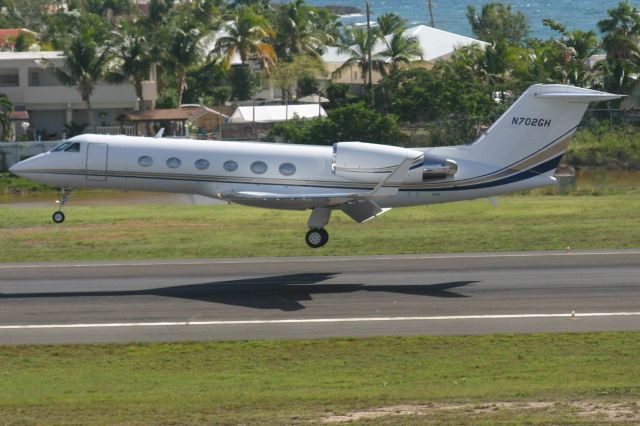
(84, 126, 136, 136)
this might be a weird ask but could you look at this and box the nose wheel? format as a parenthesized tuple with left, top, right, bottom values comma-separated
(52, 187, 72, 224)
(305, 228, 329, 248)
(52, 211, 65, 223)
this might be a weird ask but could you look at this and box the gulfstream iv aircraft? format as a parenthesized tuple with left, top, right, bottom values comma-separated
(10, 84, 621, 247)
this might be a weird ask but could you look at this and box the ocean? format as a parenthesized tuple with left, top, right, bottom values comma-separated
(305, 0, 628, 40)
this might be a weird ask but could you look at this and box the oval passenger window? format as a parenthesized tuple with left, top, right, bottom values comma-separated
(166, 157, 181, 169)
(223, 160, 238, 172)
(195, 159, 210, 170)
(138, 156, 153, 167)
(279, 162, 296, 176)
(250, 161, 268, 174)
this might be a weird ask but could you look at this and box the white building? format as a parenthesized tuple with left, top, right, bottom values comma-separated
(230, 104, 326, 123)
(0, 51, 157, 140)
(322, 25, 489, 90)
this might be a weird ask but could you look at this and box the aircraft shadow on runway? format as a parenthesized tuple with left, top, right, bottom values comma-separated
(0, 273, 477, 311)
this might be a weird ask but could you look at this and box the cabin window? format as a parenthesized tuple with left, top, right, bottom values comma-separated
(223, 160, 238, 172)
(64, 142, 81, 152)
(52, 142, 72, 152)
(250, 161, 267, 174)
(195, 159, 210, 170)
(279, 162, 296, 176)
(138, 155, 153, 167)
(166, 157, 181, 169)
(52, 141, 81, 152)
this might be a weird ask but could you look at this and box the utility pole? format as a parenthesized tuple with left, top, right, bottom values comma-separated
(427, 0, 435, 28)
(365, 0, 373, 105)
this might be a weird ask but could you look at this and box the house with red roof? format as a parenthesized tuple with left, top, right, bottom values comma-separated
(0, 29, 37, 51)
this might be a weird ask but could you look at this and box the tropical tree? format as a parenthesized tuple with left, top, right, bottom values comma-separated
(436, 41, 526, 89)
(597, 0, 640, 92)
(160, 8, 208, 106)
(0, 0, 22, 28)
(274, 0, 337, 61)
(376, 13, 406, 37)
(270, 55, 325, 102)
(75, 0, 138, 23)
(375, 31, 422, 75)
(334, 26, 382, 87)
(43, 14, 113, 131)
(110, 22, 154, 110)
(466, 2, 529, 46)
(215, 5, 276, 70)
(543, 19, 598, 86)
(0, 94, 14, 141)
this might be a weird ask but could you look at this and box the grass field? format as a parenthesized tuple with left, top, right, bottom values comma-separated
(1, 194, 639, 262)
(1, 333, 639, 425)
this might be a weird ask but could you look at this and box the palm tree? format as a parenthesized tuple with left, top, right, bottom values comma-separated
(544, 19, 599, 86)
(334, 26, 382, 86)
(597, 1, 640, 92)
(161, 9, 208, 106)
(111, 22, 153, 111)
(375, 31, 422, 75)
(0, 94, 14, 141)
(376, 13, 406, 37)
(215, 5, 276, 71)
(43, 15, 113, 131)
(274, 0, 333, 61)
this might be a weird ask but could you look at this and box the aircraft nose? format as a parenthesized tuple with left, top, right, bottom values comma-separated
(8, 161, 22, 175)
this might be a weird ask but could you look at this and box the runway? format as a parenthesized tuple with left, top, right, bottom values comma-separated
(1, 250, 639, 344)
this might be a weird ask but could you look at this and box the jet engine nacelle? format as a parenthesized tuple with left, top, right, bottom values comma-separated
(332, 142, 424, 183)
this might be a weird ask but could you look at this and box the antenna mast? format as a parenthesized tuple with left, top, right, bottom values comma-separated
(427, 0, 435, 27)
(365, 0, 373, 105)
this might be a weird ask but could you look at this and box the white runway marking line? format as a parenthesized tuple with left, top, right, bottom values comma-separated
(2, 312, 640, 330)
(2, 250, 640, 269)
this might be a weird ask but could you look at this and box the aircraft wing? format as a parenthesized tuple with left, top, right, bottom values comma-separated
(217, 156, 419, 219)
(217, 190, 367, 209)
(218, 190, 392, 222)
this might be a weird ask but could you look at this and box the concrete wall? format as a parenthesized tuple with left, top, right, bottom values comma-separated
(0, 141, 59, 172)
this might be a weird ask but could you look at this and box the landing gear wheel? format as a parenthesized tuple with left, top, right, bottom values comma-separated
(52, 211, 65, 224)
(305, 228, 329, 248)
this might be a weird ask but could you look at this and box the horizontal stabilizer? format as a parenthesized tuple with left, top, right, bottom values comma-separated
(533, 92, 622, 102)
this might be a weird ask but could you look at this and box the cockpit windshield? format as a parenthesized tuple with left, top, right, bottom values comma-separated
(51, 142, 81, 152)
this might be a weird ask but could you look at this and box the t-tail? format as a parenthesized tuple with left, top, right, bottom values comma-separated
(471, 84, 621, 176)
(426, 84, 623, 195)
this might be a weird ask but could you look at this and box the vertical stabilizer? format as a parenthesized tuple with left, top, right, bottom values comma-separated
(471, 84, 621, 173)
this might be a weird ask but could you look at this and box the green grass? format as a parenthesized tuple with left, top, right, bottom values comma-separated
(1, 333, 639, 424)
(1, 194, 640, 262)
(0, 172, 57, 195)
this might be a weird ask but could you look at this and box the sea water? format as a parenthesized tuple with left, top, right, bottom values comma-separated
(305, 0, 627, 39)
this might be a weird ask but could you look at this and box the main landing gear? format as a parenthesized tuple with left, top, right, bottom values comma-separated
(52, 187, 72, 224)
(305, 207, 331, 248)
(305, 228, 329, 248)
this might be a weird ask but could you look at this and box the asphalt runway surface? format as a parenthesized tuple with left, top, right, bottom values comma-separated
(1, 250, 639, 345)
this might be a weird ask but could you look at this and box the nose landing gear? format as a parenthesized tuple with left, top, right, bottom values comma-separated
(52, 211, 65, 223)
(52, 187, 72, 224)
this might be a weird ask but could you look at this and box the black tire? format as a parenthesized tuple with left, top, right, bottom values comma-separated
(305, 228, 329, 248)
(52, 211, 65, 224)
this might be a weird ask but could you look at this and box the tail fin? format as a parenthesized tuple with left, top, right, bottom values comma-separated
(472, 84, 621, 172)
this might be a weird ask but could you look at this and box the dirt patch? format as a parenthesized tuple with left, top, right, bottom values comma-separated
(322, 401, 640, 423)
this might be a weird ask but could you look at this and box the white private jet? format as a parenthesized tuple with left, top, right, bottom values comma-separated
(10, 84, 621, 248)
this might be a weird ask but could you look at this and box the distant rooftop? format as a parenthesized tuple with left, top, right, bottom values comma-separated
(323, 25, 489, 64)
(0, 51, 64, 60)
(0, 28, 38, 50)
